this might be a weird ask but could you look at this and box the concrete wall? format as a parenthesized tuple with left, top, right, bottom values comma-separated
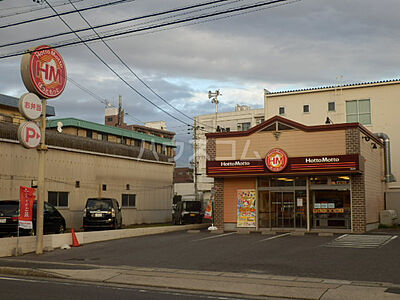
(386, 192, 400, 216)
(0, 139, 174, 229)
(174, 182, 195, 196)
(0, 224, 207, 257)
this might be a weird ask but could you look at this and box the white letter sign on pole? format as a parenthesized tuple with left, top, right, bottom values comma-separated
(17, 121, 41, 149)
(19, 93, 42, 120)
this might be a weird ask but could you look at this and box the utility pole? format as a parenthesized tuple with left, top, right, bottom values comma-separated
(208, 90, 221, 132)
(36, 99, 47, 254)
(193, 119, 198, 202)
(190, 120, 205, 203)
(118, 95, 122, 126)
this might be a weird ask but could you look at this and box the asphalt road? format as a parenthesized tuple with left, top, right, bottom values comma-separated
(0, 275, 258, 300)
(3, 230, 400, 284)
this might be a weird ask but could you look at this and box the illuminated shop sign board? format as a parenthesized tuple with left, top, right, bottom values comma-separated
(265, 148, 288, 172)
(21, 45, 67, 99)
(206, 154, 362, 176)
(313, 208, 345, 214)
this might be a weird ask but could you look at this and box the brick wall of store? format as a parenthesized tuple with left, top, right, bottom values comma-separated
(206, 138, 216, 161)
(214, 178, 224, 229)
(346, 128, 365, 233)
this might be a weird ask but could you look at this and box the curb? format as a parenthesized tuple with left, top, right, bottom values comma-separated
(0, 266, 66, 279)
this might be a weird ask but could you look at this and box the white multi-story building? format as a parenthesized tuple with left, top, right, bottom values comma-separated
(264, 79, 400, 207)
(194, 105, 264, 200)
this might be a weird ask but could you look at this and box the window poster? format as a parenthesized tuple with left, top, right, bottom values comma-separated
(237, 189, 256, 227)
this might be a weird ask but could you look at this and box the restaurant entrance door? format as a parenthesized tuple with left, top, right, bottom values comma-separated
(271, 192, 295, 228)
(258, 190, 307, 229)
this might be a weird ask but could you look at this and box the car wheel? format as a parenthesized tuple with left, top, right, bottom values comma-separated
(57, 223, 65, 234)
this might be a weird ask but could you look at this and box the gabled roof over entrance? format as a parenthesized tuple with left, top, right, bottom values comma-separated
(206, 115, 382, 145)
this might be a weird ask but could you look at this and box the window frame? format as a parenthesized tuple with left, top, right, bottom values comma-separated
(279, 106, 285, 115)
(328, 101, 336, 112)
(122, 194, 136, 208)
(346, 99, 371, 125)
(241, 122, 251, 131)
(48, 191, 69, 208)
(303, 104, 310, 113)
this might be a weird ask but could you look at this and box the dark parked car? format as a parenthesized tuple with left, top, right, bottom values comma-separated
(172, 200, 203, 225)
(83, 198, 122, 231)
(0, 200, 66, 237)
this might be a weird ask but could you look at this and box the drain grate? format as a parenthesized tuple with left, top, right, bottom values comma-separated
(323, 234, 397, 249)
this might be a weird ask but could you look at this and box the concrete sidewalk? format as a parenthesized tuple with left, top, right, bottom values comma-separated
(1, 263, 399, 300)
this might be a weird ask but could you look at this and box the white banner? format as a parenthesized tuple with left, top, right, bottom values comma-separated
(19, 220, 33, 229)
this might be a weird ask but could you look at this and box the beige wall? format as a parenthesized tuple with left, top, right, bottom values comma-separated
(0, 140, 174, 229)
(360, 131, 386, 224)
(0, 107, 24, 124)
(216, 129, 346, 160)
(265, 82, 400, 190)
(223, 177, 256, 223)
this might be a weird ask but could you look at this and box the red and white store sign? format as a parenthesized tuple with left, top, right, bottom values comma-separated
(17, 121, 41, 149)
(21, 45, 67, 99)
(18, 93, 42, 120)
(265, 148, 288, 172)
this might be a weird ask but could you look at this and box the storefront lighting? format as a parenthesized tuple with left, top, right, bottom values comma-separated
(277, 178, 294, 181)
(362, 136, 370, 142)
(338, 176, 350, 180)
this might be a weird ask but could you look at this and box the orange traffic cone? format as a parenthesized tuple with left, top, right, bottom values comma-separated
(71, 229, 80, 247)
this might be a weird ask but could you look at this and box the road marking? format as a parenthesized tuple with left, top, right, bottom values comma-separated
(336, 234, 348, 240)
(0, 276, 41, 283)
(258, 232, 290, 242)
(381, 235, 398, 246)
(323, 234, 396, 249)
(193, 232, 236, 241)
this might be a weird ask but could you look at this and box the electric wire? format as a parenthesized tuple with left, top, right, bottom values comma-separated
(67, 76, 145, 124)
(0, 0, 234, 51)
(0, 0, 135, 29)
(0, 0, 290, 133)
(0, 0, 291, 59)
(65, 0, 216, 131)
(0, 0, 84, 19)
(43, 0, 194, 127)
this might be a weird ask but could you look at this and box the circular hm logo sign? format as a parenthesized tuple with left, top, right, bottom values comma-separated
(265, 148, 288, 172)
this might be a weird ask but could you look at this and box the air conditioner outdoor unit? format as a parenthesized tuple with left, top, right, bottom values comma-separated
(380, 210, 399, 226)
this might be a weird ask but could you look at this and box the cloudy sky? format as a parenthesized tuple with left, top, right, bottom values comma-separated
(1, 0, 399, 166)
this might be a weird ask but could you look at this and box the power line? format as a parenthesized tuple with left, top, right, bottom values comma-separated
(0, 0, 234, 49)
(67, 77, 145, 124)
(43, 0, 193, 127)
(65, 0, 217, 131)
(0, 0, 292, 60)
(0, 0, 135, 29)
(0, 0, 84, 19)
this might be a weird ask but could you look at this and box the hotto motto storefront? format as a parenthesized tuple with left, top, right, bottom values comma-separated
(206, 116, 387, 233)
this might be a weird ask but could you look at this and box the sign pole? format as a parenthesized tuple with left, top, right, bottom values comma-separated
(36, 99, 47, 255)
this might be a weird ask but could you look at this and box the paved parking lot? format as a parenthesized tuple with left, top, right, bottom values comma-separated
(4, 230, 400, 284)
